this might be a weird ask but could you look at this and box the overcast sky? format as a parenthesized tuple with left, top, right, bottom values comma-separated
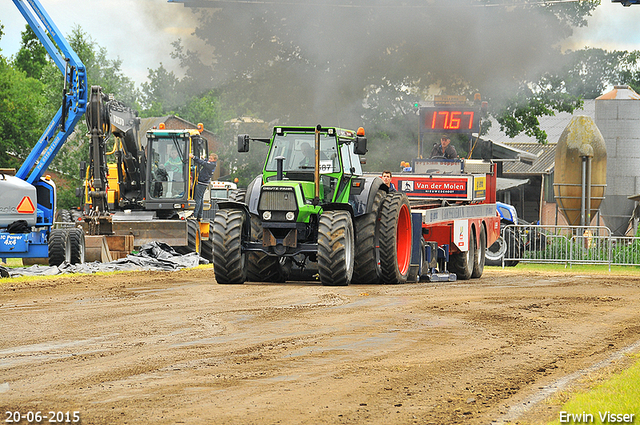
(2, 1, 640, 86)
(1, 0, 199, 84)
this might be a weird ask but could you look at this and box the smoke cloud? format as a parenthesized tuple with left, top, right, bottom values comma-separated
(157, 0, 591, 124)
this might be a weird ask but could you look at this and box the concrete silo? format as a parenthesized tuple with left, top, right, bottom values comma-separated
(596, 85, 640, 236)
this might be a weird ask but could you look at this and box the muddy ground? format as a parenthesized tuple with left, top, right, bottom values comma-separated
(1, 267, 639, 425)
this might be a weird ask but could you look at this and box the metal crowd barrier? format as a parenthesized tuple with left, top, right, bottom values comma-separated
(500, 224, 640, 269)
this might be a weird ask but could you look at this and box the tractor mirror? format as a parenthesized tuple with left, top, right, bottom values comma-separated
(354, 136, 367, 155)
(79, 161, 86, 179)
(237, 134, 250, 152)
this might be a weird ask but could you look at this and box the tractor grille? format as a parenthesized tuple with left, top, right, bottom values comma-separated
(259, 188, 297, 211)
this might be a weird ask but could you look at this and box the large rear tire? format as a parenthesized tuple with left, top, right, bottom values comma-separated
(212, 209, 246, 284)
(450, 229, 476, 280)
(379, 192, 412, 284)
(352, 190, 386, 284)
(67, 227, 85, 265)
(471, 225, 486, 278)
(48, 228, 69, 266)
(318, 210, 354, 286)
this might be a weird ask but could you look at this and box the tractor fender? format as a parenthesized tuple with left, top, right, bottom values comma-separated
(215, 201, 251, 241)
(322, 202, 355, 219)
(349, 176, 387, 218)
(245, 175, 263, 215)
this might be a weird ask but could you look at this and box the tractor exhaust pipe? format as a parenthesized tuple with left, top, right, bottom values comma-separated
(314, 125, 321, 206)
(275, 156, 285, 181)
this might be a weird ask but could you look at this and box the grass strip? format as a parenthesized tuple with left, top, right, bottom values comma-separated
(546, 355, 640, 424)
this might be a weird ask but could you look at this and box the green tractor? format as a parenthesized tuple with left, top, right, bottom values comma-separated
(211, 125, 413, 285)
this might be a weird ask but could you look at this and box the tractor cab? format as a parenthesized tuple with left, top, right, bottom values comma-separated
(261, 127, 364, 204)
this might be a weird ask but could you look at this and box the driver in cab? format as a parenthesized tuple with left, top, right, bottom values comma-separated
(299, 142, 315, 168)
(430, 135, 458, 159)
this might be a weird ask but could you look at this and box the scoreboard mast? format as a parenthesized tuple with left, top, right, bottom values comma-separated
(417, 94, 485, 158)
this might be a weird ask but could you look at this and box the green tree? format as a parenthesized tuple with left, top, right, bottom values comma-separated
(0, 56, 45, 169)
(13, 26, 48, 80)
(176, 89, 222, 134)
(140, 63, 183, 116)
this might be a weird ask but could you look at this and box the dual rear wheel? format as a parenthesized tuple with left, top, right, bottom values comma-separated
(450, 224, 486, 280)
(48, 227, 85, 266)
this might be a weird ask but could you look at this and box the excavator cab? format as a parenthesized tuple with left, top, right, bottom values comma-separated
(145, 128, 209, 218)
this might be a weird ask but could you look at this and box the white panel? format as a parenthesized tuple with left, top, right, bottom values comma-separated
(453, 219, 469, 251)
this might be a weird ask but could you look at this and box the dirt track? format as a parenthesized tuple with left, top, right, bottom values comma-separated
(1, 267, 640, 425)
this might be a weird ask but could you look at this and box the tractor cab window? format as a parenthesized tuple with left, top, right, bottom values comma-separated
(341, 142, 362, 176)
(148, 136, 188, 199)
(266, 132, 340, 175)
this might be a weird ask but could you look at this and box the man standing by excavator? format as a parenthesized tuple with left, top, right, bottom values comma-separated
(189, 152, 218, 220)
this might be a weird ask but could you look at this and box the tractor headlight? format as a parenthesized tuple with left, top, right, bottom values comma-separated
(263, 211, 272, 221)
(286, 211, 295, 221)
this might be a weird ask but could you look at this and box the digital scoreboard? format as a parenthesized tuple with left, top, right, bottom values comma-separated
(419, 106, 480, 134)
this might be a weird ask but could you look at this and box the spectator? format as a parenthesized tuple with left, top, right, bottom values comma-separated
(189, 152, 218, 220)
(381, 170, 397, 192)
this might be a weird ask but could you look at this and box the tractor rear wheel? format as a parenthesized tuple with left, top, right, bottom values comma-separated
(379, 192, 412, 284)
(212, 209, 246, 284)
(48, 228, 69, 266)
(318, 210, 354, 286)
(352, 190, 386, 284)
(472, 225, 486, 278)
(450, 229, 476, 280)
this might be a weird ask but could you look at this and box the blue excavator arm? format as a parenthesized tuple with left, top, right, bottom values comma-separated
(12, 0, 88, 185)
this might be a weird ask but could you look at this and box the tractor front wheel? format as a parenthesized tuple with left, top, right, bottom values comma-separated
(212, 209, 247, 284)
(318, 211, 355, 286)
